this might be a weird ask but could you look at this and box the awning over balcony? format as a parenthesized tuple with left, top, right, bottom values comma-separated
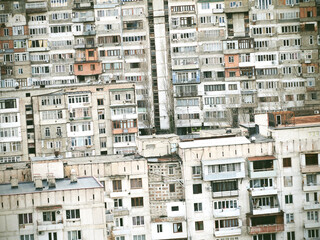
(248, 156, 276, 161)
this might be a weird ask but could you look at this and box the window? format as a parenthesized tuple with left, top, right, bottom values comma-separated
(20, 235, 34, 240)
(19, 213, 33, 224)
(115, 217, 124, 227)
(307, 66, 315, 73)
(43, 211, 56, 221)
(68, 231, 81, 240)
(115, 94, 120, 100)
(168, 165, 174, 175)
(132, 216, 144, 226)
(212, 180, 238, 192)
(173, 223, 183, 233)
(78, 65, 83, 71)
(171, 206, 179, 211)
(48, 232, 57, 240)
(286, 213, 294, 223)
(287, 232, 295, 240)
(308, 229, 319, 238)
(66, 209, 80, 219)
(228, 56, 234, 63)
(195, 221, 204, 231)
(193, 184, 202, 194)
(116, 237, 125, 240)
(130, 178, 142, 189)
(97, 99, 104, 105)
(283, 158, 292, 167)
(45, 127, 50, 137)
(157, 224, 163, 233)
(131, 197, 143, 207)
(284, 176, 293, 187)
(113, 180, 122, 192)
(133, 235, 145, 240)
(285, 195, 293, 204)
(194, 202, 203, 212)
(114, 198, 123, 208)
(215, 218, 239, 230)
(4, 28, 9, 36)
(90, 64, 95, 70)
(214, 200, 238, 210)
(306, 154, 318, 165)
(192, 166, 201, 177)
(169, 184, 175, 192)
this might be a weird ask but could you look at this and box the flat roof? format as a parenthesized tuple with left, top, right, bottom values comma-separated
(179, 136, 251, 149)
(0, 177, 102, 196)
(137, 134, 178, 139)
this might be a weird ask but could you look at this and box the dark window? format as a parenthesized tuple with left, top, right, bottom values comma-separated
(66, 209, 80, 219)
(283, 158, 292, 167)
(97, 99, 104, 105)
(131, 197, 143, 207)
(285, 194, 293, 204)
(212, 180, 238, 192)
(169, 183, 175, 192)
(253, 160, 273, 171)
(88, 51, 94, 57)
(19, 213, 33, 224)
(171, 206, 179, 211)
(195, 221, 204, 231)
(113, 180, 122, 192)
(43, 211, 56, 221)
(305, 23, 315, 31)
(306, 154, 318, 165)
(193, 184, 202, 194)
(130, 63, 140, 69)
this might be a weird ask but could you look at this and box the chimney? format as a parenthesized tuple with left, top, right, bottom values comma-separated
(47, 173, 56, 188)
(70, 169, 77, 183)
(11, 178, 18, 189)
(34, 176, 43, 190)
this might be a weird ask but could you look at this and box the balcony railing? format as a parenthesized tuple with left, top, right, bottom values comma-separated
(248, 224, 284, 235)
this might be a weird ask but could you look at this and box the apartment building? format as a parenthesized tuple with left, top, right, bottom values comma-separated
(0, 175, 106, 240)
(1, 0, 319, 134)
(0, 83, 137, 162)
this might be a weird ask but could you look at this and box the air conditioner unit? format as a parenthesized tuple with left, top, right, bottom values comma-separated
(98, 44, 103, 47)
(57, 210, 61, 214)
(103, 69, 106, 73)
(314, 110, 320, 114)
(70, 147, 75, 151)
(69, 72, 73, 75)
(291, 4, 294, 7)
(96, 17, 100, 21)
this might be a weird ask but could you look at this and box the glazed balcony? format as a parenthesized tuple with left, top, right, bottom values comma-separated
(26, 2, 47, 13)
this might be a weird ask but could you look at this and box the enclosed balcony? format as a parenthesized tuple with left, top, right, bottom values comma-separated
(248, 156, 277, 179)
(247, 212, 284, 235)
(26, 2, 47, 13)
(213, 199, 240, 218)
(202, 158, 245, 181)
(214, 218, 241, 237)
(211, 179, 239, 198)
(249, 178, 277, 197)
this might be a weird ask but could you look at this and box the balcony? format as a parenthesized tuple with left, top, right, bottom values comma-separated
(37, 222, 63, 231)
(250, 188, 277, 197)
(214, 227, 241, 237)
(202, 158, 245, 181)
(304, 220, 320, 229)
(113, 208, 129, 217)
(248, 156, 277, 179)
(83, 30, 96, 36)
(301, 165, 320, 173)
(73, 2, 94, 10)
(112, 127, 138, 135)
(247, 212, 284, 235)
(213, 208, 240, 218)
(248, 224, 284, 235)
(111, 113, 138, 121)
(25, 2, 47, 13)
(252, 206, 280, 215)
(304, 201, 320, 210)
(212, 190, 239, 198)
(72, 16, 94, 23)
(303, 182, 320, 192)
